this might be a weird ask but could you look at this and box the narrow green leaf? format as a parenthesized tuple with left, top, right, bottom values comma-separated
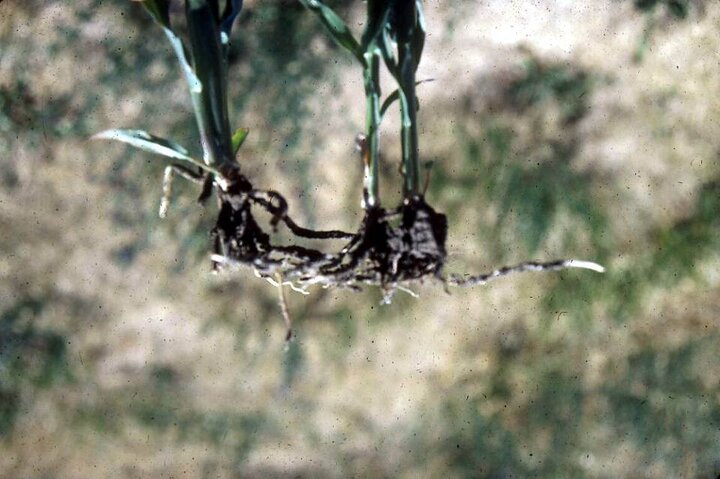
(379, 24, 399, 78)
(163, 29, 202, 94)
(92, 129, 203, 166)
(231, 127, 249, 155)
(137, 0, 171, 28)
(362, 2, 394, 52)
(380, 90, 401, 119)
(136, 0, 201, 95)
(300, 0, 363, 63)
(412, 0, 426, 72)
(379, 78, 433, 119)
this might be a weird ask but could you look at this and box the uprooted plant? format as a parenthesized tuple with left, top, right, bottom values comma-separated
(94, 0, 604, 338)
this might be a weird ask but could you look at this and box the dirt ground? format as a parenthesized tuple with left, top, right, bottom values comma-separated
(1, 1, 718, 477)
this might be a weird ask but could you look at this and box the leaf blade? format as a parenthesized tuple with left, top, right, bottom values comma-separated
(379, 78, 434, 119)
(379, 25, 398, 78)
(412, 0, 426, 72)
(92, 129, 202, 166)
(136, 0, 171, 28)
(186, 0, 233, 165)
(231, 127, 249, 155)
(299, 0, 362, 62)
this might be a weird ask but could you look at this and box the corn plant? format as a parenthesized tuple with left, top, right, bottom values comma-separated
(96, 0, 243, 200)
(299, 0, 604, 298)
(95, 0, 604, 337)
(94, 0, 352, 267)
(293, 0, 449, 300)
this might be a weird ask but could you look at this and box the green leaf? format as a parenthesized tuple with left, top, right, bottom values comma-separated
(162, 29, 202, 95)
(138, 0, 233, 168)
(138, 1, 201, 96)
(185, 0, 234, 166)
(379, 78, 433, 119)
(412, 0, 426, 72)
(380, 90, 401, 119)
(362, 2, 394, 52)
(92, 129, 204, 167)
(138, 0, 172, 28)
(231, 127, 249, 155)
(379, 24, 398, 78)
(299, 0, 363, 63)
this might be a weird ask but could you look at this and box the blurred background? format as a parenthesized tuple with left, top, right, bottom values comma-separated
(1, 0, 719, 477)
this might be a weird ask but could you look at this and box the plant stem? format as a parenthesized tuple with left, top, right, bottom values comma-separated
(186, 0, 234, 169)
(394, 1, 420, 198)
(398, 42, 420, 197)
(363, 51, 382, 208)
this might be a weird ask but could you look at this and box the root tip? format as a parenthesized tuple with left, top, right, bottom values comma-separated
(566, 260, 605, 273)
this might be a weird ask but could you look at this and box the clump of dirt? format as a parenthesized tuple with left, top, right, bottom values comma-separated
(304, 197, 447, 291)
(210, 170, 270, 266)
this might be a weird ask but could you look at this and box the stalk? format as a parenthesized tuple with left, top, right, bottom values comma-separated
(362, 51, 382, 208)
(300, 0, 392, 208)
(185, 0, 234, 169)
(397, 41, 420, 197)
(360, 0, 393, 209)
(394, 0, 421, 197)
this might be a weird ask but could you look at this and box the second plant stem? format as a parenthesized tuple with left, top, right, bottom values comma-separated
(363, 51, 382, 208)
(395, 0, 421, 198)
(398, 40, 420, 198)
